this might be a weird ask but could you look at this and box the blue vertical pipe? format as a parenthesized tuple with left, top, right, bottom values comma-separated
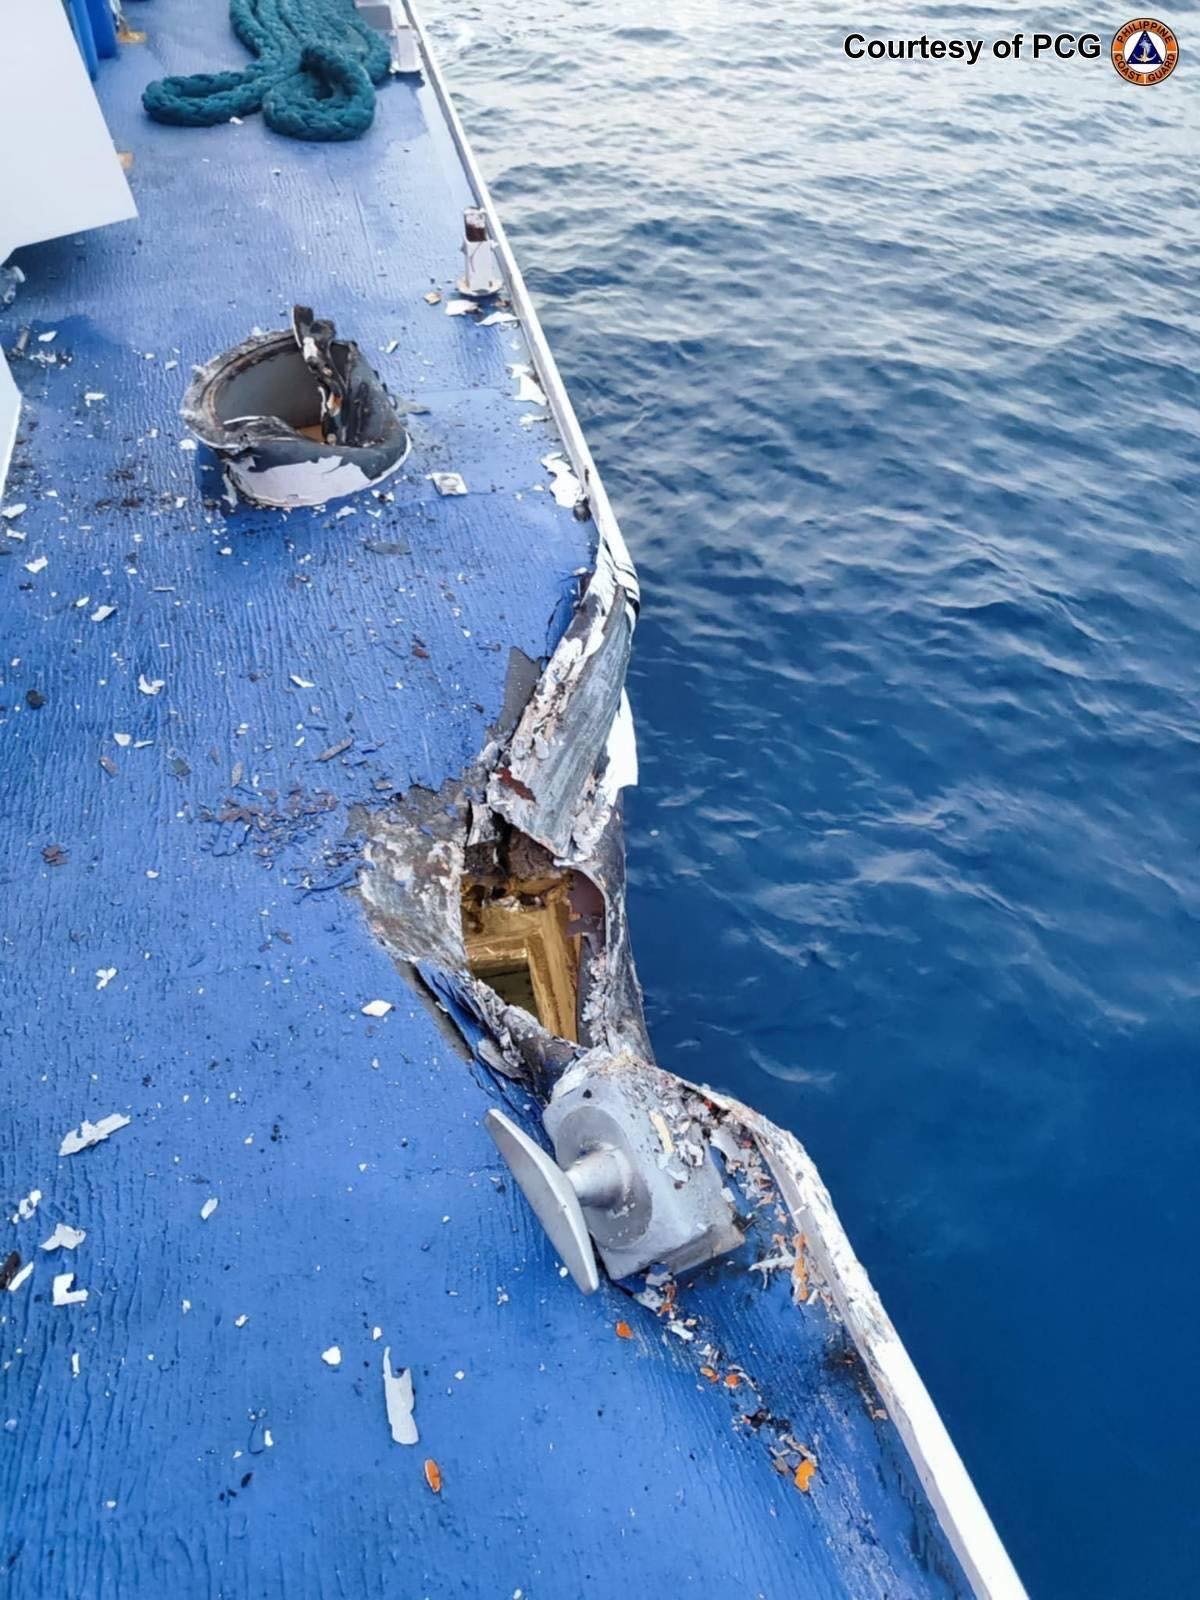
(85, 0, 119, 58)
(67, 0, 100, 78)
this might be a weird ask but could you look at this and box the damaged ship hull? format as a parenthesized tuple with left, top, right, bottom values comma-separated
(0, 3, 1024, 1597)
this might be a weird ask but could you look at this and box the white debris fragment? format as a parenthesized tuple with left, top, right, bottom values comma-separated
(541, 452, 584, 509)
(12, 1190, 42, 1223)
(428, 472, 468, 497)
(1, 503, 26, 519)
(289, 674, 316, 689)
(41, 1224, 86, 1252)
(52, 1272, 88, 1306)
(37, 330, 57, 343)
(444, 298, 477, 317)
(649, 1109, 675, 1159)
(59, 1112, 130, 1156)
(113, 733, 132, 748)
(666, 1319, 695, 1342)
(334, 506, 355, 519)
(264, 1428, 274, 1448)
(178, 438, 197, 451)
(382, 1348, 419, 1444)
(181, 1299, 192, 1313)
(321, 1345, 342, 1368)
(200, 1197, 219, 1221)
(512, 368, 548, 407)
(478, 311, 518, 327)
(137, 674, 165, 696)
(748, 1253, 796, 1278)
(84, 392, 106, 405)
(95, 968, 118, 991)
(70, 1352, 81, 1377)
(361, 999, 393, 1018)
(6, 1262, 34, 1293)
(90, 604, 117, 624)
(234, 1314, 249, 1328)
(383, 338, 399, 354)
(24, 556, 48, 575)
(372, 1326, 382, 1341)
(423, 290, 442, 305)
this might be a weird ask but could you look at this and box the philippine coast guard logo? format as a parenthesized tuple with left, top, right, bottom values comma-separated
(1111, 17, 1179, 83)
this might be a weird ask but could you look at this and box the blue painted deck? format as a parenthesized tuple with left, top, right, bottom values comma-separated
(1, 10, 969, 1596)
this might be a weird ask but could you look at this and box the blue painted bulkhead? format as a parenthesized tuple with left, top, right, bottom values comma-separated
(1, 10, 971, 1596)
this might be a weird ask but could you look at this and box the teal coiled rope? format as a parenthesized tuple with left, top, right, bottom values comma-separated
(143, 0, 392, 142)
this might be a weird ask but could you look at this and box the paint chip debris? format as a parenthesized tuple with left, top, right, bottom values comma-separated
(59, 1112, 130, 1156)
(479, 310, 517, 327)
(234, 1314, 249, 1328)
(2, 503, 27, 520)
(6, 1261, 34, 1293)
(444, 299, 476, 317)
(289, 674, 316, 689)
(542, 452, 584, 509)
(52, 1272, 88, 1307)
(12, 1190, 42, 1223)
(423, 1458, 442, 1493)
(200, 1197, 219, 1221)
(41, 1224, 86, 1252)
(428, 472, 468, 496)
(137, 675, 165, 696)
(423, 290, 442, 304)
(615, 1320, 633, 1340)
(793, 1459, 816, 1493)
(90, 604, 117, 624)
(24, 557, 48, 575)
(383, 1348, 419, 1444)
(321, 1345, 342, 1368)
(361, 999, 393, 1018)
(95, 968, 118, 990)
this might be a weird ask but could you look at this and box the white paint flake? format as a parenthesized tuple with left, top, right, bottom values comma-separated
(137, 674, 165, 696)
(200, 1197, 219, 1221)
(479, 311, 518, 327)
(234, 1314, 248, 1328)
(423, 290, 442, 304)
(321, 1346, 342, 1368)
(95, 968, 117, 990)
(24, 556, 48, 575)
(70, 1352, 81, 1377)
(6, 1262, 34, 1293)
(428, 472, 468, 497)
(541, 452, 584, 510)
(113, 733, 132, 747)
(444, 298, 476, 316)
(59, 1112, 130, 1156)
(178, 438, 197, 451)
(52, 1272, 88, 1306)
(41, 1223, 86, 1252)
(2, 503, 27, 519)
(12, 1190, 42, 1223)
(84, 392, 106, 405)
(90, 604, 117, 623)
(382, 1348, 418, 1444)
(289, 674, 315, 689)
(361, 999, 393, 1018)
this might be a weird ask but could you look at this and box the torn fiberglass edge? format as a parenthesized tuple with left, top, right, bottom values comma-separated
(180, 306, 410, 509)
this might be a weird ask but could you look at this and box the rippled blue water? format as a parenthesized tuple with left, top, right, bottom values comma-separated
(428, 5, 1199, 1593)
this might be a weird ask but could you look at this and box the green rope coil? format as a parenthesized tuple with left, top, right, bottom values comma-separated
(143, 0, 392, 142)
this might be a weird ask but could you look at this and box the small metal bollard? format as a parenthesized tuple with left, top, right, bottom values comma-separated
(458, 208, 502, 300)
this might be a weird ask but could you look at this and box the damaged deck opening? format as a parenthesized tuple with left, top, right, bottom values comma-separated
(461, 828, 585, 1043)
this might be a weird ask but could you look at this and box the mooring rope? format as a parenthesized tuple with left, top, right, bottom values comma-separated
(143, 0, 391, 142)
